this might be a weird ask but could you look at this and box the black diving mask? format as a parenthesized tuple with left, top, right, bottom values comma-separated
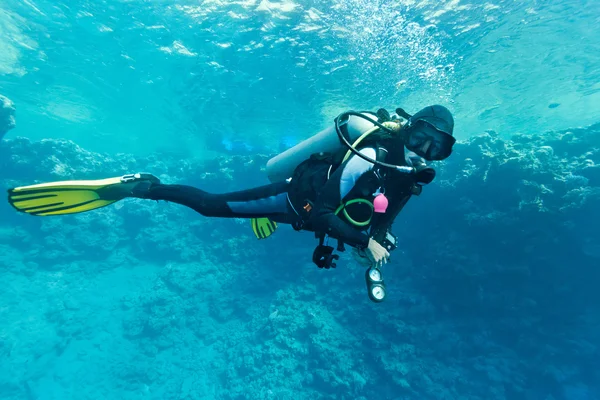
(405, 120, 456, 161)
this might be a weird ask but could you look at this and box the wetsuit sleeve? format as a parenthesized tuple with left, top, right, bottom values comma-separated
(369, 193, 411, 246)
(370, 155, 430, 247)
(311, 208, 371, 248)
(309, 148, 379, 249)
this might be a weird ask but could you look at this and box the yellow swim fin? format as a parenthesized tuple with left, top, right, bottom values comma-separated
(251, 217, 277, 239)
(7, 173, 159, 216)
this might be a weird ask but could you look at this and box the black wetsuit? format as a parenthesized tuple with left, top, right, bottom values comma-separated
(143, 140, 429, 250)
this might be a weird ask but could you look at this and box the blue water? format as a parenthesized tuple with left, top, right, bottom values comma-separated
(1, 1, 600, 399)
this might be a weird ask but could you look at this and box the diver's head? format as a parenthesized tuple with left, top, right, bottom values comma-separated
(401, 105, 455, 161)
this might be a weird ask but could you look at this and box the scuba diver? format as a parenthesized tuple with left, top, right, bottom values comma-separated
(7, 105, 456, 302)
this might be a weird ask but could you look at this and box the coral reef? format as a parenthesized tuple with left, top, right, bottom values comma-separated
(0, 124, 598, 399)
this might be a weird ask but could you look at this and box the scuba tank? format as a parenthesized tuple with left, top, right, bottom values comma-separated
(266, 109, 415, 183)
(266, 112, 379, 183)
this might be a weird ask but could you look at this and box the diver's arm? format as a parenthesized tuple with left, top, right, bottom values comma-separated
(311, 208, 371, 248)
(350, 193, 411, 266)
(369, 193, 412, 245)
(370, 152, 434, 244)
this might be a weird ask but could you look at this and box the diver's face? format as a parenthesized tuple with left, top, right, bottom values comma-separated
(406, 121, 455, 161)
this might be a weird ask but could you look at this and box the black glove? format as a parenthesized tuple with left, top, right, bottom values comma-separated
(312, 245, 339, 269)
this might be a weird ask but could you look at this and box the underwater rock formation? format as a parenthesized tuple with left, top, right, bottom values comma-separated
(0, 123, 598, 399)
(0, 95, 16, 140)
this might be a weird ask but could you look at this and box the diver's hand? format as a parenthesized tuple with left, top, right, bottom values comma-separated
(365, 238, 390, 268)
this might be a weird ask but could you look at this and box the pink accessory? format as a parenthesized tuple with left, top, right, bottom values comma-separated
(373, 193, 388, 213)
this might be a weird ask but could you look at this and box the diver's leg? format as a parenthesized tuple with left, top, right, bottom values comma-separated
(143, 181, 298, 221)
(6, 172, 301, 223)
